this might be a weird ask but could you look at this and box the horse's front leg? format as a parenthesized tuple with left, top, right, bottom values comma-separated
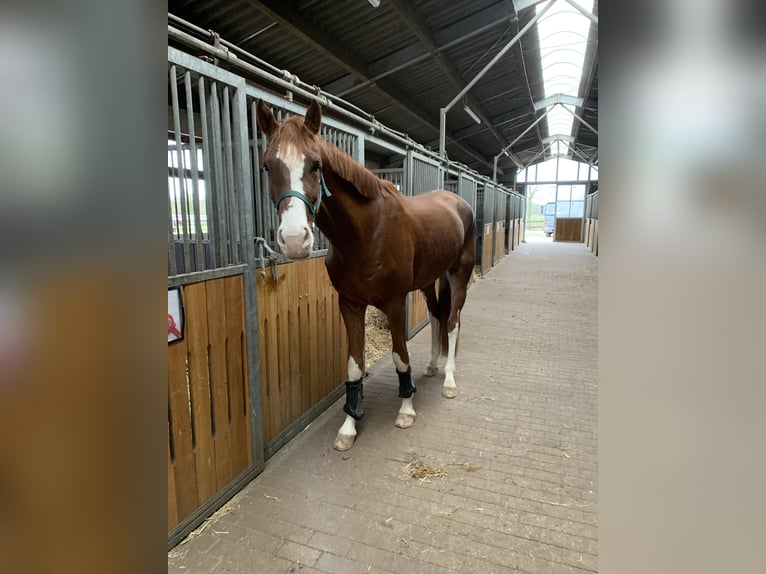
(384, 299, 417, 429)
(334, 296, 366, 451)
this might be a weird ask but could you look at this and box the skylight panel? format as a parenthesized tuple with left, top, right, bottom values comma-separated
(536, 0, 594, 157)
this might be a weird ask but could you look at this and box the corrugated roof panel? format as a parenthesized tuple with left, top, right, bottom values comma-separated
(168, 0, 596, 178)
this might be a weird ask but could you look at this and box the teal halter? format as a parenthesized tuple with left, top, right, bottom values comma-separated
(274, 170, 332, 217)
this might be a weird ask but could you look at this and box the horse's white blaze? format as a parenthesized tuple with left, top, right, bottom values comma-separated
(338, 414, 357, 437)
(398, 396, 416, 416)
(275, 143, 313, 252)
(444, 324, 459, 389)
(392, 351, 408, 372)
(427, 314, 440, 369)
(347, 356, 363, 381)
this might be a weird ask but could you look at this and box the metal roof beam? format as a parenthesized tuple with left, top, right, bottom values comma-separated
(563, 0, 599, 25)
(244, 0, 495, 170)
(449, 104, 535, 142)
(543, 134, 574, 144)
(386, 0, 511, 152)
(524, 141, 555, 167)
(559, 104, 599, 136)
(439, 0, 557, 162)
(569, 145, 593, 164)
(322, 1, 512, 96)
(533, 93, 584, 110)
(512, 0, 547, 11)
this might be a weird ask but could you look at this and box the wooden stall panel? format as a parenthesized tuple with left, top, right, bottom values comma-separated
(408, 289, 429, 337)
(481, 223, 493, 274)
(494, 222, 505, 262)
(167, 275, 253, 532)
(554, 217, 583, 242)
(256, 258, 348, 446)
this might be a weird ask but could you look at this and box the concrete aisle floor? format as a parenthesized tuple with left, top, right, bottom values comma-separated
(169, 234, 598, 574)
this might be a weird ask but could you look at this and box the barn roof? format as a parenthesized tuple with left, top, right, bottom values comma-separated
(168, 0, 598, 183)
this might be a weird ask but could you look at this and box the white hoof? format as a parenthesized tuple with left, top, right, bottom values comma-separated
(333, 433, 356, 451)
(442, 386, 457, 399)
(395, 413, 416, 428)
(424, 365, 439, 377)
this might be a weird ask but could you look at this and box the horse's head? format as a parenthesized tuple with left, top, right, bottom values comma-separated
(256, 99, 328, 260)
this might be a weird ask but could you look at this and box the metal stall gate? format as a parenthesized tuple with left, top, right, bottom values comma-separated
(404, 150, 441, 338)
(458, 172, 480, 279)
(458, 172, 478, 217)
(509, 192, 521, 250)
(168, 47, 360, 547)
(246, 90, 357, 458)
(585, 190, 598, 256)
(480, 183, 496, 275)
(167, 47, 263, 548)
(493, 191, 507, 264)
(516, 192, 526, 247)
(444, 168, 459, 194)
(373, 168, 405, 192)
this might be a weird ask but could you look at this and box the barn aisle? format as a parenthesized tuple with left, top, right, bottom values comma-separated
(169, 237, 597, 574)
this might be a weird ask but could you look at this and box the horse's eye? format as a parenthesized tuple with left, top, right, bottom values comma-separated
(262, 164, 269, 173)
(311, 161, 321, 172)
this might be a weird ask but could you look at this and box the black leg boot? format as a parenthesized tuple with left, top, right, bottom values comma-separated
(343, 379, 364, 420)
(397, 366, 416, 398)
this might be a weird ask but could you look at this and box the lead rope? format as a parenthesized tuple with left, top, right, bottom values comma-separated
(254, 237, 280, 285)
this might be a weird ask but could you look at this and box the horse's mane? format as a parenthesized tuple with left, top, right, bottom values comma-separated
(319, 140, 399, 200)
(272, 116, 398, 200)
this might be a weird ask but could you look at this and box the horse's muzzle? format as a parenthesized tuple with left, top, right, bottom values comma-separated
(277, 226, 313, 259)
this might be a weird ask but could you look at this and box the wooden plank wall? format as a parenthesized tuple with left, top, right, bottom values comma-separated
(408, 290, 429, 335)
(168, 275, 253, 532)
(481, 223, 493, 274)
(554, 217, 583, 242)
(493, 222, 505, 262)
(255, 257, 348, 446)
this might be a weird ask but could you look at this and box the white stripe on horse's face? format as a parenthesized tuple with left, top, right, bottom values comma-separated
(276, 143, 314, 258)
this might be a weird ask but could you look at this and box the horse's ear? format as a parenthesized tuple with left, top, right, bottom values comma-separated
(256, 100, 277, 137)
(304, 100, 322, 135)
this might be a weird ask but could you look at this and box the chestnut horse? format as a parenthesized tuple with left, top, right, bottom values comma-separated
(256, 100, 475, 451)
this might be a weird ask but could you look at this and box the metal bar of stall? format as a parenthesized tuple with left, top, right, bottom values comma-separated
(184, 71, 205, 272)
(222, 87, 240, 263)
(168, 182, 178, 276)
(231, 79, 265, 470)
(198, 76, 218, 269)
(209, 83, 229, 266)
(170, 65, 192, 274)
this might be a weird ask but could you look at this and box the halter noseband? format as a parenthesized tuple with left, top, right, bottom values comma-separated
(274, 170, 332, 217)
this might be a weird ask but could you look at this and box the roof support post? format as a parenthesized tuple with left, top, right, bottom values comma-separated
(439, 0, 556, 168)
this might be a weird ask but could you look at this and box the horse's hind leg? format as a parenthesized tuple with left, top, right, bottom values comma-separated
(420, 282, 440, 377)
(443, 250, 474, 398)
(334, 296, 366, 451)
(383, 298, 417, 429)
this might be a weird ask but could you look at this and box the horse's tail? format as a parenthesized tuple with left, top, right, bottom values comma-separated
(437, 275, 452, 356)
